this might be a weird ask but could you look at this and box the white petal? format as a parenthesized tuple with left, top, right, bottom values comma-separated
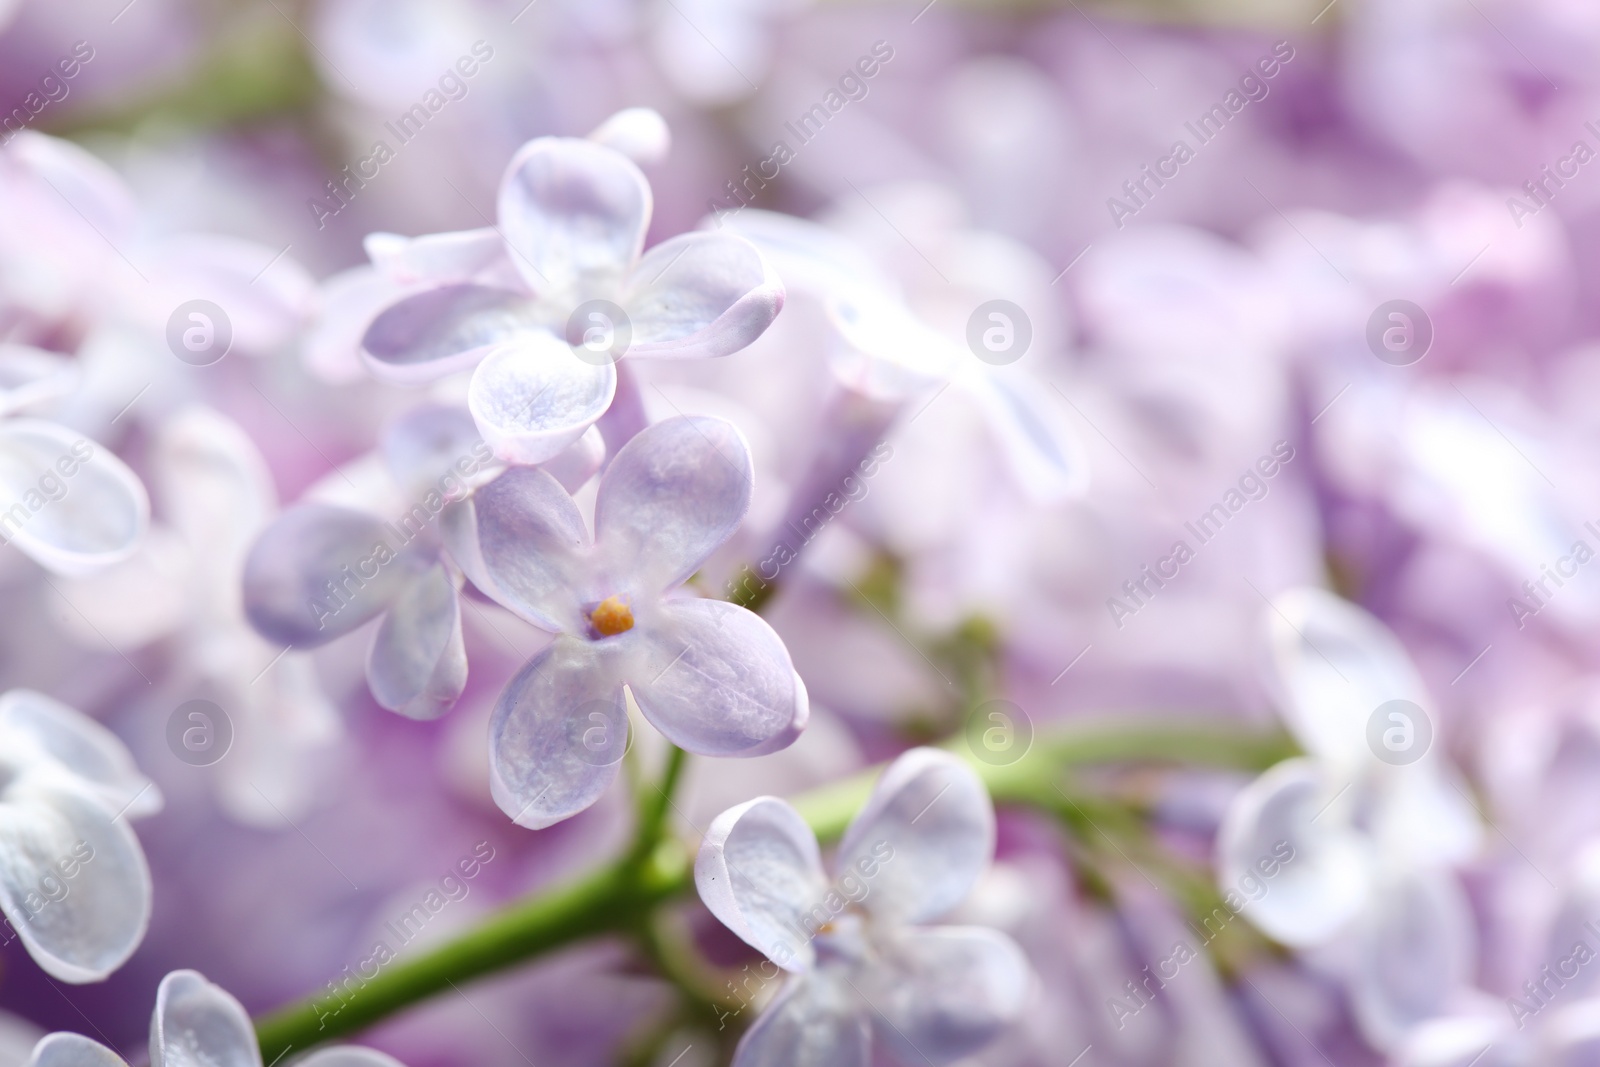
(25, 1033, 126, 1067)
(732, 971, 869, 1067)
(150, 970, 260, 1067)
(297, 1050, 408, 1067)
(364, 227, 512, 286)
(1392, 1014, 1514, 1067)
(835, 748, 994, 925)
(151, 406, 275, 575)
(488, 637, 628, 829)
(2, 1012, 45, 1067)
(586, 108, 671, 167)
(695, 796, 828, 971)
(467, 333, 616, 465)
(242, 504, 430, 646)
(828, 292, 958, 401)
(1348, 871, 1477, 1052)
(0, 690, 161, 819)
(1216, 758, 1371, 948)
(629, 598, 806, 757)
(1268, 587, 1429, 768)
(361, 285, 536, 384)
(861, 926, 1030, 1064)
(496, 137, 651, 294)
(621, 232, 784, 360)
(469, 466, 590, 632)
(0, 345, 79, 417)
(594, 415, 751, 595)
(0, 765, 153, 983)
(366, 564, 466, 720)
(0, 420, 148, 577)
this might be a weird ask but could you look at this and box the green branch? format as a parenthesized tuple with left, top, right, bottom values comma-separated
(253, 719, 1292, 1059)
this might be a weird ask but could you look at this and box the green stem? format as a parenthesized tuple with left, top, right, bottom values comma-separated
(254, 719, 1292, 1058)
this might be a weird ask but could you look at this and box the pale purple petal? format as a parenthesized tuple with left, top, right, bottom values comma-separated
(488, 637, 628, 829)
(25, 1034, 125, 1067)
(0, 420, 148, 577)
(0, 345, 79, 417)
(862, 926, 1031, 1064)
(1269, 587, 1430, 768)
(297, 1050, 408, 1067)
(0, 690, 161, 819)
(1216, 758, 1372, 948)
(1392, 1015, 1515, 1067)
(150, 970, 260, 1067)
(732, 971, 869, 1067)
(541, 425, 606, 493)
(366, 564, 466, 720)
(621, 232, 784, 360)
(964, 370, 1089, 502)
(835, 748, 994, 925)
(695, 796, 828, 972)
(594, 415, 751, 595)
(0, 766, 152, 983)
(586, 108, 671, 167)
(628, 598, 806, 757)
(496, 137, 651, 294)
(365, 227, 513, 286)
(1347, 871, 1477, 1051)
(242, 504, 429, 647)
(361, 284, 535, 384)
(469, 466, 590, 632)
(466, 333, 616, 465)
(380, 404, 496, 499)
(144, 235, 314, 353)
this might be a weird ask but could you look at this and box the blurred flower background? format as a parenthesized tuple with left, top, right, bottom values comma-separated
(0, 0, 1596, 1065)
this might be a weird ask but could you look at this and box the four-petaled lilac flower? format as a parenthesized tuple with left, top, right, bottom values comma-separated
(452, 414, 808, 829)
(25, 969, 406, 1067)
(0, 689, 162, 983)
(695, 747, 1031, 1067)
(358, 132, 784, 464)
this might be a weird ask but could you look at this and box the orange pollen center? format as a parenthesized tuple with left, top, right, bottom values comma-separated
(590, 596, 634, 636)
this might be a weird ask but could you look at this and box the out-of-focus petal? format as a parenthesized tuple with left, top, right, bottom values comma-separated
(367, 564, 466, 720)
(488, 637, 627, 829)
(541, 425, 606, 493)
(862, 926, 1030, 1064)
(629, 598, 806, 757)
(594, 415, 751, 594)
(1391, 1014, 1513, 1067)
(150, 970, 260, 1067)
(2, 1011, 45, 1067)
(732, 971, 869, 1067)
(361, 284, 535, 384)
(1268, 587, 1429, 769)
(695, 796, 828, 972)
(466, 333, 616, 465)
(0, 767, 152, 983)
(379, 404, 496, 500)
(143, 235, 315, 354)
(242, 504, 430, 646)
(25, 1034, 125, 1067)
(471, 466, 590, 632)
(828, 292, 958, 401)
(1216, 758, 1372, 948)
(1348, 871, 1477, 1052)
(963, 371, 1089, 502)
(0, 690, 161, 819)
(621, 232, 783, 360)
(586, 108, 671, 167)
(497, 137, 651, 295)
(364, 228, 511, 286)
(0, 346, 79, 417)
(0, 420, 148, 577)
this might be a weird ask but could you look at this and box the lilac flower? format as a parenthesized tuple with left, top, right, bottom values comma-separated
(1218, 588, 1482, 1050)
(696, 747, 1030, 1067)
(0, 689, 161, 983)
(24, 969, 405, 1067)
(450, 414, 807, 828)
(242, 405, 498, 721)
(356, 127, 783, 463)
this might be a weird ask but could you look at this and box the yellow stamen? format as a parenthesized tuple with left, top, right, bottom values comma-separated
(590, 595, 634, 636)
